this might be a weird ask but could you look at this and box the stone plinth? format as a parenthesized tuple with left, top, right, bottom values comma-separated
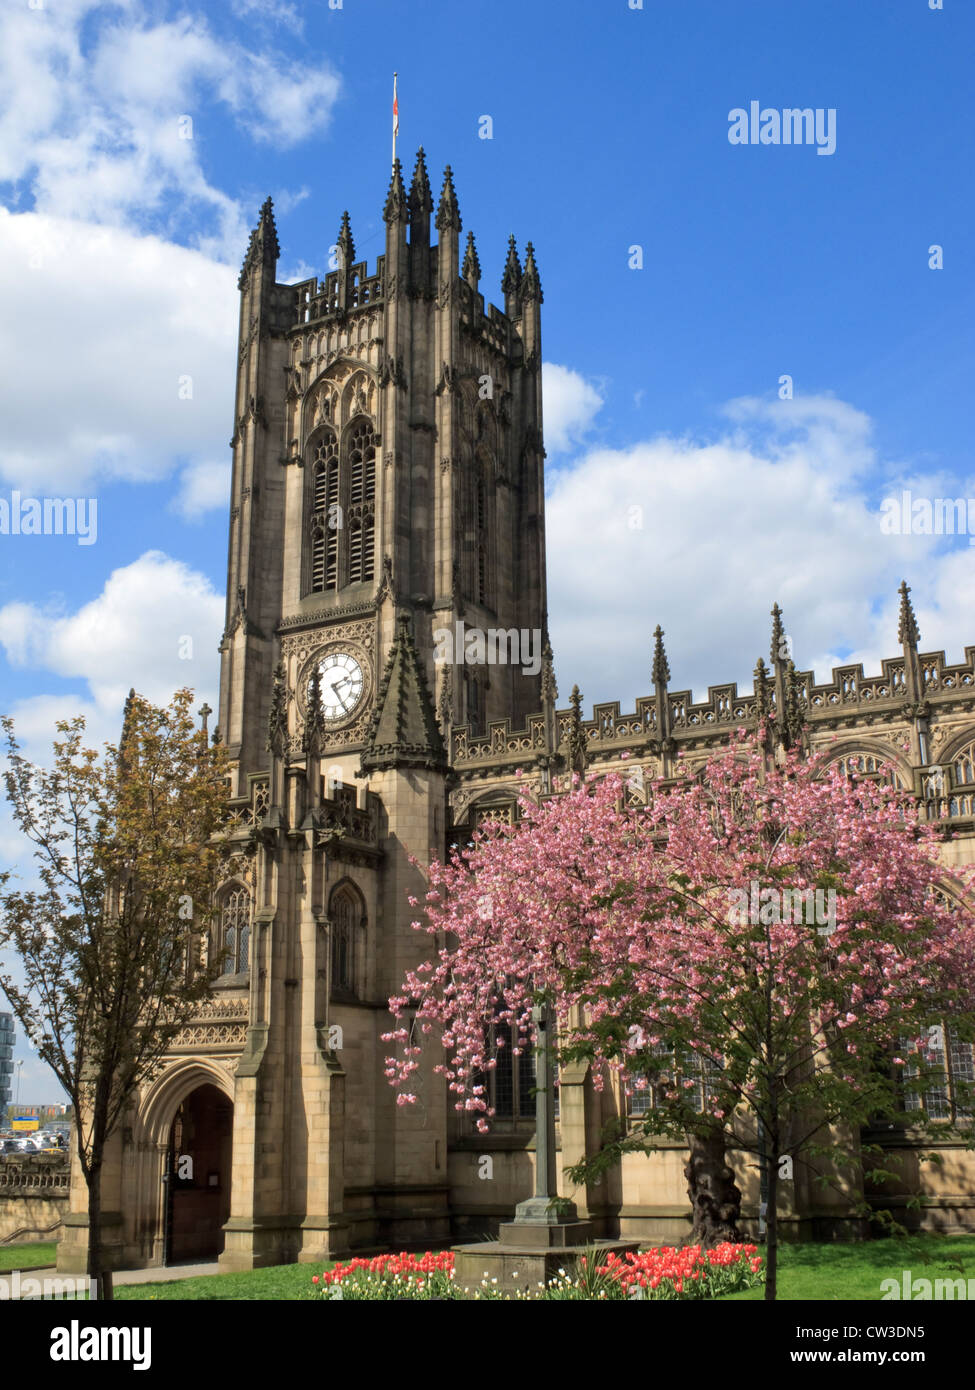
(498, 1207, 594, 1248)
(453, 1238, 642, 1295)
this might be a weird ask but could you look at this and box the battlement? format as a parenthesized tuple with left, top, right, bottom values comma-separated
(221, 772, 380, 848)
(289, 256, 519, 354)
(449, 643, 975, 771)
(292, 256, 386, 327)
(458, 284, 517, 358)
(238, 152, 538, 358)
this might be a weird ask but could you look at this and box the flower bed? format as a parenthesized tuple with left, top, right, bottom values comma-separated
(313, 1251, 458, 1301)
(596, 1243, 764, 1299)
(311, 1243, 764, 1301)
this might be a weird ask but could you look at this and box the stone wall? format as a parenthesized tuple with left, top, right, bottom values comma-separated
(0, 1160, 69, 1244)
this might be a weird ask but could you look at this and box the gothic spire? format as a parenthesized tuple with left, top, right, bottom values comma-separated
(266, 663, 288, 756)
(360, 613, 447, 774)
(436, 664, 453, 734)
(121, 686, 136, 731)
(336, 209, 355, 266)
(303, 664, 326, 756)
(501, 234, 522, 296)
(462, 230, 481, 287)
(408, 147, 433, 219)
(770, 602, 786, 666)
(383, 157, 407, 223)
(785, 659, 804, 744)
(897, 579, 920, 648)
(435, 164, 461, 231)
(520, 240, 542, 301)
(118, 687, 138, 762)
(238, 196, 279, 289)
(565, 684, 588, 779)
(651, 625, 670, 686)
(753, 657, 770, 722)
(540, 638, 558, 704)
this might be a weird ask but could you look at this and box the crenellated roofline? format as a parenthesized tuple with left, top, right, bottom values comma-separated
(244, 150, 540, 337)
(448, 602, 975, 775)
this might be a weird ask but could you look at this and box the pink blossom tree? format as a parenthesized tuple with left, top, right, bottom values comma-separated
(385, 734, 975, 1300)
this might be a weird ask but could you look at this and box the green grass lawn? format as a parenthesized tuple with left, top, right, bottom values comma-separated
(723, 1235, 975, 1301)
(111, 1235, 975, 1301)
(116, 1262, 321, 1301)
(0, 1241, 58, 1271)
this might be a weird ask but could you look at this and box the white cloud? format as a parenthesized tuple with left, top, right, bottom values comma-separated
(0, 209, 237, 493)
(281, 258, 318, 285)
(0, 1, 338, 259)
(231, 0, 304, 33)
(231, 58, 340, 149)
(0, 550, 223, 717)
(0, 550, 222, 1100)
(545, 394, 972, 712)
(272, 186, 311, 219)
(723, 393, 877, 481)
(171, 460, 231, 520)
(542, 363, 604, 454)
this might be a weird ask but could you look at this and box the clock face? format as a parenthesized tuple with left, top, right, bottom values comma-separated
(313, 651, 364, 722)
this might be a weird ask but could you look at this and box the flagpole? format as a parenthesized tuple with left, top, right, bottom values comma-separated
(392, 72, 398, 167)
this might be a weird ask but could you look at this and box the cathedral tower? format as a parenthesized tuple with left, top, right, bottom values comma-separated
(60, 154, 555, 1275)
(220, 150, 547, 782)
(208, 154, 549, 1268)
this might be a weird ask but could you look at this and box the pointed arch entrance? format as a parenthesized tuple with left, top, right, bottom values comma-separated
(138, 1061, 235, 1266)
(164, 1084, 234, 1263)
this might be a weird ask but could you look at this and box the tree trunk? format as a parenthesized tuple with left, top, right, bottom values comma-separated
(684, 1128, 742, 1247)
(765, 1156, 778, 1302)
(87, 1163, 114, 1302)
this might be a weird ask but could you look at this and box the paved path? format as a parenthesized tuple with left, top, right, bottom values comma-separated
(0, 1259, 222, 1294)
(107, 1261, 222, 1285)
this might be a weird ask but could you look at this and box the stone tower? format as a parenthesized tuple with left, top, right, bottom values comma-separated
(58, 151, 551, 1278)
(220, 149, 547, 772)
(209, 152, 549, 1269)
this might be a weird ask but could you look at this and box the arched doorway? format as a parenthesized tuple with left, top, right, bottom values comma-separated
(163, 1084, 233, 1264)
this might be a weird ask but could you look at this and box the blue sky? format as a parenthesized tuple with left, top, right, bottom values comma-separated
(0, 0, 972, 1097)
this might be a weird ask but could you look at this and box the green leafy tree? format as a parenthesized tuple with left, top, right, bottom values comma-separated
(0, 689, 228, 1299)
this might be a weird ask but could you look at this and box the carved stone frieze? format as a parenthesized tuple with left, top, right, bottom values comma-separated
(170, 1021, 248, 1049)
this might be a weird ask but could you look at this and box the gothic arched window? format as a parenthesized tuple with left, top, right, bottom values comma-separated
(219, 886, 250, 975)
(947, 737, 975, 817)
(306, 414, 378, 595)
(475, 1017, 557, 1126)
(825, 751, 904, 789)
(329, 883, 364, 998)
(474, 457, 490, 607)
(347, 517, 363, 583)
(310, 430, 338, 593)
(348, 419, 376, 505)
(346, 417, 377, 585)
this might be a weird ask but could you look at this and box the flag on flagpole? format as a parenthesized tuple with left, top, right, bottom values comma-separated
(392, 72, 399, 162)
